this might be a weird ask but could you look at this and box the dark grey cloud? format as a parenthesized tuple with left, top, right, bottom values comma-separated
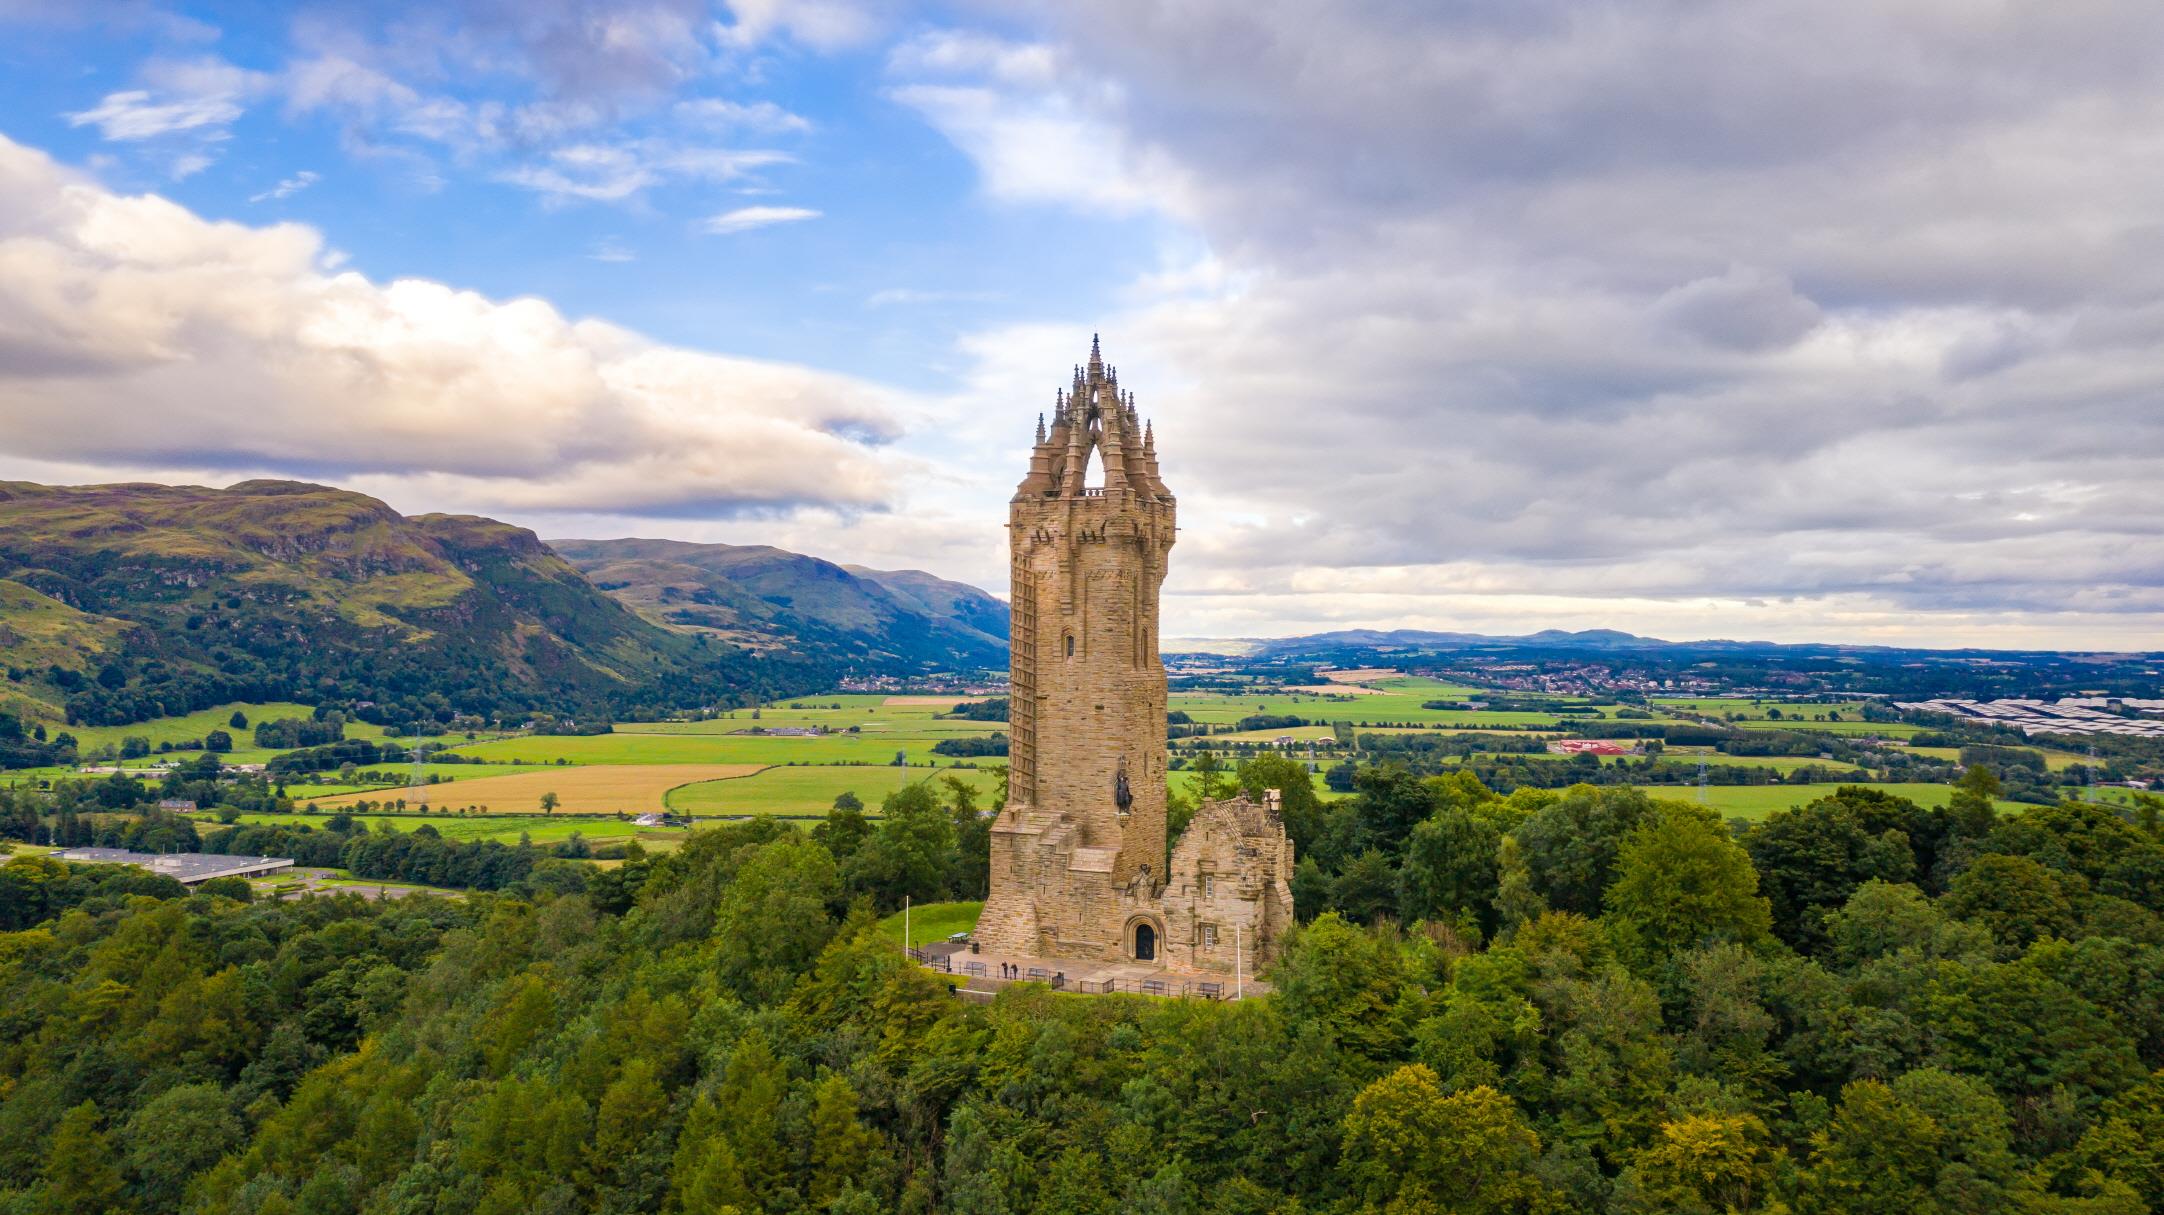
(901, 0, 2164, 642)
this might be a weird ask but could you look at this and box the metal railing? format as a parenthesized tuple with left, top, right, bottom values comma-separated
(913, 950, 1242, 1000)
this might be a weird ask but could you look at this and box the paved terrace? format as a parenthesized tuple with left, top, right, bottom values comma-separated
(913, 942, 1269, 1001)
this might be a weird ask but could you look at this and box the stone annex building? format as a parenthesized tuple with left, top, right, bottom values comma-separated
(973, 338, 1295, 978)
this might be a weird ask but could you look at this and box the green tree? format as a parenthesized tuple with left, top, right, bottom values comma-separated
(40, 1101, 123, 1215)
(806, 1072, 880, 1207)
(714, 836, 842, 1001)
(1941, 853, 2076, 953)
(814, 793, 872, 862)
(1340, 1066, 1553, 1214)
(539, 791, 559, 816)
(1800, 1069, 2018, 1215)
(1350, 765, 1438, 855)
(1275, 913, 1412, 1060)
(944, 774, 991, 900)
(1398, 808, 1502, 932)
(1604, 803, 1770, 963)
(1944, 764, 2002, 840)
(1822, 879, 1987, 970)
(847, 782, 956, 910)
(1617, 1112, 1781, 1215)
(1744, 792, 1918, 952)
(1237, 752, 1326, 855)
(1189, 749, 1229, 803)
(1514, 785, 1657, 915)
(229, 709, 250, 729)
(1493, 835, 1546, 935)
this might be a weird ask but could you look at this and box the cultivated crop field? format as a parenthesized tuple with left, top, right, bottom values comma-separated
(666, 765, 1000, 816)
(450, 728, 999, 767)
(306, 764, 762, 814)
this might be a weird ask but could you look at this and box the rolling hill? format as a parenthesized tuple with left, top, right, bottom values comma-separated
(0, 480, 819, 730)
(550, 537, 1007, 672)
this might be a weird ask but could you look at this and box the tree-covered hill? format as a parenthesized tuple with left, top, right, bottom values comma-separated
(0, 480, 820, 730)
(2, 760, 2162, 1213)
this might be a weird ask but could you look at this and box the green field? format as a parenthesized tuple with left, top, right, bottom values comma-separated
(55, 701, 478, 766)
(1733, 719, 1925, 738)
(205, 811, 688, 847)
(665, 765, 1002, 816)
(449, 731, 1002, 767)
(622, 712, 1002, 741)
(1632, 781, 2020, 820)
(876, 900, 984, 947)
(2070, 786, 2162, 810)
(277, 762, 556, 798)
(1652, 698, 1872, 720)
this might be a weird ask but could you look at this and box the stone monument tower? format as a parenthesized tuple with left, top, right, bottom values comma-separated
(975, 337, 1294, 976)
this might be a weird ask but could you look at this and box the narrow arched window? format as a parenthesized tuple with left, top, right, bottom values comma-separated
(1065, 634, 1076, 657)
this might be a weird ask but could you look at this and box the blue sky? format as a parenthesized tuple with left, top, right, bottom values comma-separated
(0, 2, 1162, 390)
(2, 1, 2162, 650)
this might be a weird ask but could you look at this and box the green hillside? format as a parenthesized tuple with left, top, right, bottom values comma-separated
(552, 536, 1005, 671)
(0, 480, 811, 732)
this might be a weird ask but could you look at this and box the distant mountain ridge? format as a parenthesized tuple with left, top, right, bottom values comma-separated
(1179, 627, 2163, 662)
(550, 537, 1006, 672)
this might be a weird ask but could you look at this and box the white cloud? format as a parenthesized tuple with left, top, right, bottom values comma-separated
(700, 204, 819, 234)
(885, 2, 2164, 645)
(718, 0, 885, 52)
(66, 56, 266, 141)
(588, 237, 637, 262)
(885, 31, 1189, 218)
(499, 142, 792, 203)
(675, 97, 811, 133)
(67, 88, 241, 141)
(0, 135, 906, 518)
(249, 170, 320, 203)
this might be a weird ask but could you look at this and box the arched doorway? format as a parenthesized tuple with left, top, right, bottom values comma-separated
(1133, 921, 1157, 962)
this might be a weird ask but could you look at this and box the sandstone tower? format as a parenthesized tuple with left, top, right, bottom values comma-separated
(975, 337, 1294, 976)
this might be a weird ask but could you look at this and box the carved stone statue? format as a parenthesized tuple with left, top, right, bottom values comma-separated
(1114, 759, 1134, 812)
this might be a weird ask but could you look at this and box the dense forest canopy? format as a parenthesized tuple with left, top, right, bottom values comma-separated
(1, 758, 2162, 1214)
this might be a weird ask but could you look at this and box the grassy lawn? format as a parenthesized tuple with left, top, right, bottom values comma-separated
(666, 765, 1000, 816)
(876, 900, 984, 947)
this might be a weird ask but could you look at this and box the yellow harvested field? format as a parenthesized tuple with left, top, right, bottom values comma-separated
(1323, 668, 1401, 683)
(1285, 683, 1387, 695)
(882, 695, 991, 705)
(308, 764, 765, 814)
